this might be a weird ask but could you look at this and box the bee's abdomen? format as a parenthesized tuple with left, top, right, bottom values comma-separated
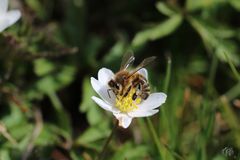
(141, 83, 150, 99)
(132, 75, 150, 100)
(132, 76, 146, 87)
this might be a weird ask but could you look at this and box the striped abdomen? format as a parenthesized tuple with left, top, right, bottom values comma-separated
(131, 74, 150, 100)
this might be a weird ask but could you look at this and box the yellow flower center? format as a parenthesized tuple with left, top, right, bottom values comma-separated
(115, 88, 142, 112)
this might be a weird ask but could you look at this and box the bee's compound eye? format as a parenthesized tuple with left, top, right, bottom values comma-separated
(108, 80, 115, 87)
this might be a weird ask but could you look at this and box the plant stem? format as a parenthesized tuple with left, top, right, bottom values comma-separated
(159, 54, 172, 135)
(96, 121, 118, 160)
(147, 118, 185, 160)
(224, 52, 240, 81)
(207, 54, 218, 92)
(47, 92, 63, 111)
(146, 118, 163, 159)
(47, 91, 71, 135)
(224, 81, 240, 101)
(163, 55, 172, 93)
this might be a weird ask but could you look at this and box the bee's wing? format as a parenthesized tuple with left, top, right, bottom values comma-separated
(120, 51, 135, 70)
(128, 56, 156, 78)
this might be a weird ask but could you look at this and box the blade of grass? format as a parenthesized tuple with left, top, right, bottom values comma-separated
(219, 96, 240, 147)
(163, 55, 172, 93)
(0, 122, 18, 145)
(223, 81, 240, 101)
(146, 118, 164, 159)
(224, 52, 240, 81)
(159, 55, 172, 135)
(204, 55, 218, 138)
(47, 92, 72, 137)
(137, 118, 150, 143)
(48, 92, 63, 111)
(96, 121, 118, 160)
(207, 55, 218, 93)
(146, 118, 185, 160)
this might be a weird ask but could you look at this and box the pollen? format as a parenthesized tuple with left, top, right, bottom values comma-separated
(115, 88, 142, 112)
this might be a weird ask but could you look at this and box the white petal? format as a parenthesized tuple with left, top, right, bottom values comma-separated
(91, 96, 112, 111)
(92, 96, 120, 113)
(5, 10, 21, 26)
(138, 68, 148, 79)
(128, 109, 159, 117)
(113, 113, 132, 128)
(98, 68, 114, 85)
(0, 10, 21, 32)
(90, 77, 116, 104)
(0, 0, 8, 13)
(0, 18, 9, 32)
(138, 92, 167, 110)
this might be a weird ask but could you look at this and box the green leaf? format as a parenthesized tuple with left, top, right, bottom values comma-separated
(87, 105, 104, 126)
(188, 56, 207, 74)
(84, 36, 105, 67)
(70, 151, 84, 160)
(36, 65, 76, 94)
(186, 0, 226, 11)
(188, 16, 240, 65)
(229, 0, 240, 11)
(34, 59, 55, 76)
(47, 123, 71, 141)
(156, 2, 178, 16)
(0, 150, 11, 160)
(224, 52, 240, 80)
(56, 65, 76, 86)
(112, 142, 148, 160)
(17, 132, 32, 151)
(103, 40, 128, 65)
(132, 14, 182, 47)
(2, 103, 27, 129)
(34, 64, 75, 133)
(76, 124, 110, 145)
(79, 77, 107, 126)
(212, 155, 227, 160)
(47, 92, 72, 134)
(36, 76, 55, 94)
(25, 0, 47, 19)
(220, 97, 240, 147)
(34, 125, 58, 146)
(79, 77, 96, 113)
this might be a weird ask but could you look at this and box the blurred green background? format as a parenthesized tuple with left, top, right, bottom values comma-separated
(1, 0, 240, 159)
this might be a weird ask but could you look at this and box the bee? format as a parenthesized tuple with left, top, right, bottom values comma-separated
(108, 52, 156, 100)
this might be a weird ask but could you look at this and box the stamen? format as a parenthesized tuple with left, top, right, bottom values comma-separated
(115, 88, 142, 112)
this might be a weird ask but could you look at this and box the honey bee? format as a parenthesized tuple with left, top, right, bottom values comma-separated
(108, 52, 156, 100)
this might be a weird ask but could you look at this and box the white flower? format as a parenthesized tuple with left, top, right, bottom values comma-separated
(91, 68, 167, 128)
(0, 0, 21, 32)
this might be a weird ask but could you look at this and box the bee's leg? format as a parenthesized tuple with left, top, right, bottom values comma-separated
(140, 93, 149, 100)
(123, 86, 132, 97)
(107, 89, 113, 99)
(132, 93, 137, 100)
(137, 84, 141, 90)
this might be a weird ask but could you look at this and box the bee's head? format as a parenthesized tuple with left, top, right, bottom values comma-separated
(115, 71, 128, 85)
(108, 79, 122, 92)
